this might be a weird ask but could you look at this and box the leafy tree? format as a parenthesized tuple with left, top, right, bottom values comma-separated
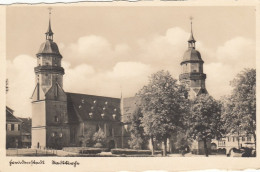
(79, 128, 95, 147)
(187, 94, 223, 157)
(173, 129, 193, 153)
(92, 130, 107, 148)
(222, 68, 256, 148)
(127, 106, 148, 150)
(137, 70, 189, 156)
(221, 95, 242, 148)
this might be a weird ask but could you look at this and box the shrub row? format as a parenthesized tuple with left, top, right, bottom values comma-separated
(111, 149, 162, 155)
(63, 147, 108, 154)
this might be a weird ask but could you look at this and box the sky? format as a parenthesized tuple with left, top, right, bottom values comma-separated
(6, 5, 256, 118)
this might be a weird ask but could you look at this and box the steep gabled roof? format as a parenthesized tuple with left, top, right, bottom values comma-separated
(66, 92, 121, 123)
(121, 97, 138, 123)
(6, 106, 22, 123)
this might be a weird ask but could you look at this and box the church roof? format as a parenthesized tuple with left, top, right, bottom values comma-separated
(6, 106, 22, 123)
(121, 97, 138, 123)
(182, 48, 203, 63)
(66, 92, 122, 123)
(37, 40, 61, 56)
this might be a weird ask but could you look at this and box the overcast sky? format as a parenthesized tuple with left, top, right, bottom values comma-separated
(6, 5, 256, 118)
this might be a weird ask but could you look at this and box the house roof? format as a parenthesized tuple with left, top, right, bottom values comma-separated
(6, 106, 22, 123)
(19, 117, 32, 133)
(66, 92, 122, 123)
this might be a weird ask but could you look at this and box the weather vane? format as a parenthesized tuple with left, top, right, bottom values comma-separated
(190, 16, 193, 24)
(48, 7, 52, 15)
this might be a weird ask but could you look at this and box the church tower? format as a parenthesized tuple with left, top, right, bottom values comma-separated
(179, 19, 207, 99)
(31, 10, 70, 149)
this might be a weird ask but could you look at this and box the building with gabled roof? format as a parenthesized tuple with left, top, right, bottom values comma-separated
(6, 106, 23, 148)
(19, 117, 32, 148)
(31, 13, 130, 149)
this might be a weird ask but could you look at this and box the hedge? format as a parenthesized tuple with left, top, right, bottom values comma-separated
(63, 147, 108, 154)
(111, 149, 162, 155)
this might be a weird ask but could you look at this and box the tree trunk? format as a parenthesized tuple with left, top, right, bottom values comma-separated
(253, 132, 256, 150)
(163, 137, 167, 156)
(203, 139, 208, 157)
(237, 129, 240, 149)
(151, 137, 155, 156)
(237, 136, 240, 149)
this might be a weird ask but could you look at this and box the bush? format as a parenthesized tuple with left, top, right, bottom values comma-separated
(92, 130, 107, 148)
(94, 143, 103, 148)
(128, 134, 143, 150)
(63, 147, 108, 154)
(80, 149, 102, 154)
(111, 149, 162, 155)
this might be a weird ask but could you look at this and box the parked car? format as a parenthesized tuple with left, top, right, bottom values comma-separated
(227, 147, 256, 157)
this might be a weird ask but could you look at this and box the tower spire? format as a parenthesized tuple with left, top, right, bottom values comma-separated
(45, 7, 54, 41)
(188, 16, 196, 49)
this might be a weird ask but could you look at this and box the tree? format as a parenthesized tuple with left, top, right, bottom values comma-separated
(79, 128, 95, 147)
(137, 70, 189, 156)
(222, 68, 256, 148)
(92, 130, 107, 148)
(221, 95, 242, 148)
(127, 106, 148, 150)
(173, 129, 193, 153)
(187, 94, 223, 157)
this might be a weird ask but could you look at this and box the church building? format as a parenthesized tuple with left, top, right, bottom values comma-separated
(179, 20, 207, 99)
(31, 14, 130, 149)
(178, 20, 211, 154)
(31, 12, 210, 154)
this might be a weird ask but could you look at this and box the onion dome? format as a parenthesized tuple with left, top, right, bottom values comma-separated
(181, 19, 203, 64)
(37, 40, 61, 55)
(182, 48, 203, 64)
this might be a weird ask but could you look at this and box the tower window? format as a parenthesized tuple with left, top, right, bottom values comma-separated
(54, 116, 59, 122)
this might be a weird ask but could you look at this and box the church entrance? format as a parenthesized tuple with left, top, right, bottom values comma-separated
(108, 140, 115, 150)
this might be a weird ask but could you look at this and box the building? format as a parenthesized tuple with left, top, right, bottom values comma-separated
(31, 14, 130, 149)
(179, 20, 207, 99)
(6, 106, 22, 148)
(211, 134, 255, 154)
(19, 117, 32, 148)
(178, 20, 210, 154)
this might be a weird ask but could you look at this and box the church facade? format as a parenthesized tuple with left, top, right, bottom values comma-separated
(31, 14, 209, 154)
(31, 17, 130, 149)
